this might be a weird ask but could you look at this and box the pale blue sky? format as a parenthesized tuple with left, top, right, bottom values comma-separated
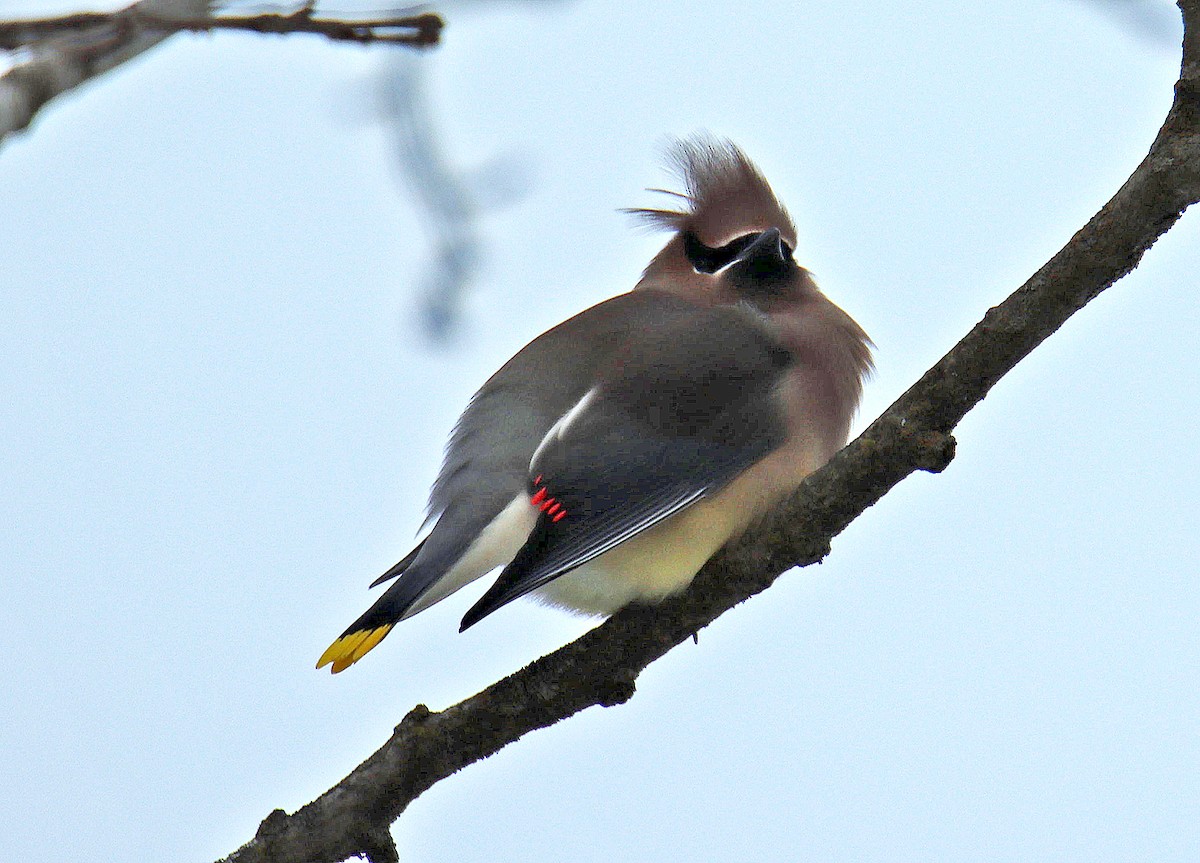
(2, 2, 1198, 861)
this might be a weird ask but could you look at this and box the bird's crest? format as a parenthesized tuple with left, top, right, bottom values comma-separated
(626, 135, 795, 246)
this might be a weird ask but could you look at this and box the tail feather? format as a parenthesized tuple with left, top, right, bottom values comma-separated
(317, 579, 417, 672)
(317, 623, 395, 673)
(369, 539, 426, 588)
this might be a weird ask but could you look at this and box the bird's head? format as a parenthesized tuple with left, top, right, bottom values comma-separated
(629, 136, 813, 311)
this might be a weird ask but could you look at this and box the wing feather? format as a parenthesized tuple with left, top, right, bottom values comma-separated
(461, 303, 793, 629)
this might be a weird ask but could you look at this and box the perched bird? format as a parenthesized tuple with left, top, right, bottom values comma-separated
(318, 137, 873, 672)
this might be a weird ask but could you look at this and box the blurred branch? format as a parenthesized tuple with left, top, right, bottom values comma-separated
(217, 2, 1200, 862)
(377, 1, 552, 340)
(1079, 0, 1180, 45)
(0, 3, 442, 145)
(381, 53, 481, 341)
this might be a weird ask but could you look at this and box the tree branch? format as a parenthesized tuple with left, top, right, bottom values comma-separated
(1, 0, 208, 142)
(217, 3, 1200, 862)
(0, 3, 442, 144)
(0, 7, 443, 50)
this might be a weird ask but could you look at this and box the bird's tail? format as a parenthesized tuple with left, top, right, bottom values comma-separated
(319, 543, 436, 673)
(317, 624, 394, 674)
(316, 589, 407, 673)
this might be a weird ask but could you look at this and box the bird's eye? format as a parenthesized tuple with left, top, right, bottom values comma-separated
(683, 232, 720, 273)
(683, 232, 761, 274)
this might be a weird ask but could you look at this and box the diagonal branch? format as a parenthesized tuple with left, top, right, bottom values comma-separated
(217, 3, 1200, 862)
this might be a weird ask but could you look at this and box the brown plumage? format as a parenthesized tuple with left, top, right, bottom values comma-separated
(319, 136, 872, 672)
(628, 137, 794, 243)
(632, 135, 872, 452)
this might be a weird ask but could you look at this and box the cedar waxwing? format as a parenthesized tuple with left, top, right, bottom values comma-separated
(318, 137, 873, 672)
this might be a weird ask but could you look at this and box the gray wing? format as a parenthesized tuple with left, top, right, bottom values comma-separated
(358, 290, 706, 623)
(461, 302, 794, 630)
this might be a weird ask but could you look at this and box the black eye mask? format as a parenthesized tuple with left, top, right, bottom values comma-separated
(683, 231, 793, 274)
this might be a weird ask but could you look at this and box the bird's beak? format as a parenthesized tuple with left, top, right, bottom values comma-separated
(734, 227, 786, 267)
(728, 227, 792, 287)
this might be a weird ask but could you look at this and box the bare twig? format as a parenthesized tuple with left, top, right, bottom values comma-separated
(0, 3, 442, 145)
(0, 0, 211, 142)
(0, 8, 443, 50)
(217, 3, 1200, 862)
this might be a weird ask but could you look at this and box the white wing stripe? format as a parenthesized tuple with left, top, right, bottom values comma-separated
(529, 386, 597, 470)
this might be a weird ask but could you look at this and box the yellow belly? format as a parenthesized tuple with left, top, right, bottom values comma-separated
(533, 437, 824, 615)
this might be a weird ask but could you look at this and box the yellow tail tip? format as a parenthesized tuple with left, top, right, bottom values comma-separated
(316, 624, 394, 673)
